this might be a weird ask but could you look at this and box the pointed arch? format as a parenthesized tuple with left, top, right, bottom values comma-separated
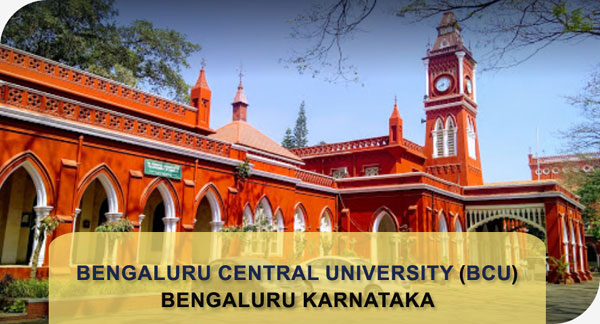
(433, 118, 445, 158)
(467, 116, 477, 159)
(319, 206, 334, 232)
(75, 164, 124, 214)
(371, 206, 398, 232)
(140, 178, 179, 221)
(454, 216, 463, 232)
(0, 151, 54, 207)
(194, 183, 224, 226)
(438, 210, 448, 232)
(293, 203, 308, 232)
(445, 115, 457, 156)
(243, 203, 253, 225)
(273, 207, 285, 232)
(255, 195, 274, 226)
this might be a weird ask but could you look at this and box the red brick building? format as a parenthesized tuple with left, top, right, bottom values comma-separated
(0, 12, 591, 283)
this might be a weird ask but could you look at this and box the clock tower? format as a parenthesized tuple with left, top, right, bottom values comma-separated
(423, 12, 483, 186)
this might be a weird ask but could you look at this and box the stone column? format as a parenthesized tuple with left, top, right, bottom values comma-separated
(72, 208, 81, 232)
(30, 206, 54, 267)
(423, 59, 430, 97)
(105, 212, 123, 222)
(162, 217, 180, 232)
(210, 221, 224, 232)
(455, 51, 465, 95)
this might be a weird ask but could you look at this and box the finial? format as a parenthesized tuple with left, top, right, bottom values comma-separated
(394, 95, 397, 106)
(237, 63, 244, 85)
(201, 58, 206, 70)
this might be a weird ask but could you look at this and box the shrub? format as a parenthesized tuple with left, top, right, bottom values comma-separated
(95, 218, 134, 232)
(2, 279, 49, 299)
(3, 299, 26, 313)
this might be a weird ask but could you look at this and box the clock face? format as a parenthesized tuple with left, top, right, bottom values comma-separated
(465, 77, 473, 94)
(435, 76, 451, 92)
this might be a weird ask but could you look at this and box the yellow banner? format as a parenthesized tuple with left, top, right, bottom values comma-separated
(49, 232, 545, 323)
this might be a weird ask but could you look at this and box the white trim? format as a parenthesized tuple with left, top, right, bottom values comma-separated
(1, 160, 48, 207)
(236, 145, 304, 165)
(296, 181, 338, 194)
(423, 59, 430, 97)
(0, 104, 240, 167)
(246, 153, 297, 169)
(455, 51, 465, 95)
(250, 169, 300, 185)
(336, 171, 458, 187)
(424, 98, 478, 115)
(466, 203, 545, 211)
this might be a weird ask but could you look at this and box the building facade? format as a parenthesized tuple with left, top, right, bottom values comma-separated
(0, 13, 591, 283)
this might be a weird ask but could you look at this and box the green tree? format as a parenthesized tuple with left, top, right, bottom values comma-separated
(1, 0, 200, 102)
(30, 215, 59, 279)
(282, 127, 295, 149)
(577, 169, 600, 227)
(293, 101, 309, 148)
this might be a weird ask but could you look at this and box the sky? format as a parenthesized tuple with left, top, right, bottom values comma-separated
(5, 0, 599, 183)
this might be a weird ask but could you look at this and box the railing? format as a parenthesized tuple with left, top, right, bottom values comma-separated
(291, 136, 389, 157)
(0, 81, 231, 157)
(295, 169, 335, 187)
(0, 44, 194, 116)
(402, 138, 424, 154)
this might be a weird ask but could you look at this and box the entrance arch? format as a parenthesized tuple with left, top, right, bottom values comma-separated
(372, 209, 397, 232)
(0, 153, 54, 266)
(193, 184, 223, 232)
(140, 179, 179, 232)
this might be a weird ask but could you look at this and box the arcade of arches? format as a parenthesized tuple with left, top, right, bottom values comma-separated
(0, 17, 591, 283)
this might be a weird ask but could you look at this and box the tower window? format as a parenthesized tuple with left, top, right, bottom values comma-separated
(433, 118, 444, 158)
(467, 117, 477, 160)
(445, 117, 456, 156)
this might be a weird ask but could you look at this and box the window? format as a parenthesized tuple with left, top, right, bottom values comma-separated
(331, 167, 348, 179)
(364, 166, 379, 176)
(445, 117, 456, 156)
(583, 165, 592, 173)
(543, 169, 550, 175)
(467, 117, 476, 159)
(552, 167, 560, 174)
(433, 119, 444, 158)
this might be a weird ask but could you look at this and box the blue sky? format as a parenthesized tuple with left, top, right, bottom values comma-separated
(7, 0, 598, 183)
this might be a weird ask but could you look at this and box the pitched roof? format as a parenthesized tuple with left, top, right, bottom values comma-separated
(193, 69, 210, 90)
(210, 121, 302, 162)
(233, 81, 248, 105)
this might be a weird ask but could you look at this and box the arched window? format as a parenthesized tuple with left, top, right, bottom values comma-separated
(320, 210, 332, 232)
(275, 210, 285, 232)
(255, 198, 274, 232)
(243, 204, 253, 227)
(445, 117, 456, 156)
(467, 117, 477, 159)
(294, 206, 306, 232)
(433, 118, 444, 158)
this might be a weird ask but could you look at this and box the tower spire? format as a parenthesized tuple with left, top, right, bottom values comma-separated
(190, 59, 212, 131)
(232, 66, 248, 121)
(389, 96, 403, 145)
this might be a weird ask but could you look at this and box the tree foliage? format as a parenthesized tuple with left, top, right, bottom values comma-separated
(293, 101, 309, 148)
(282, 101, 309, 149)
(1, 0, 200, 102)
(282, 127, 295, 149)
(288, 0, 600, 81)
(576, 169, 600, 228)
(562, 68, 600, 154)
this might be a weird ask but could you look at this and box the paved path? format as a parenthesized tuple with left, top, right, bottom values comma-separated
(547, 273, 599, 323)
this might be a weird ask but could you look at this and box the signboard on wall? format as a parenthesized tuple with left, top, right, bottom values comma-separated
(144, 159, 181, 180)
